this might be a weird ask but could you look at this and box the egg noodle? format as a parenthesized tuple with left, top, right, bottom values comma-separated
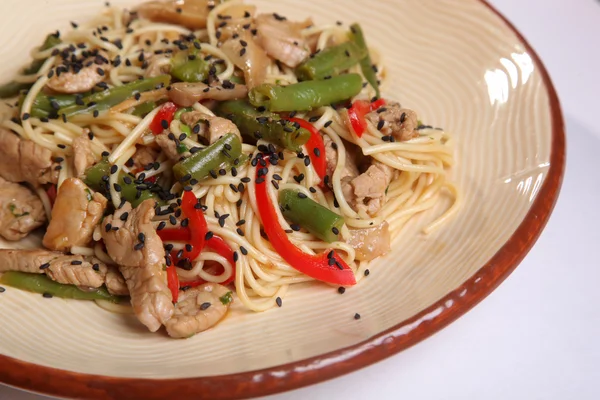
(0, 0, 459, 314)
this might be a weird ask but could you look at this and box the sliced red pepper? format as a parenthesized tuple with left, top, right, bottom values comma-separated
(254, 160, 356, 286)
(166, 264, 180, 303)
(178, 190, 207, 263)
(46, 184, 57, 207)
(287, 117, 327, 185)
(149, 102, 178, 135)
(348, 98, 387, 137)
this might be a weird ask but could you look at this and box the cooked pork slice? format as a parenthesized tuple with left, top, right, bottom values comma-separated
(0, 128, 57, 185)
(255, 14, 310, 68)
(0, 249, 107, 288)
(46, 53, 111, 94)
(136, 0, 212, 30)
(343, 161, 395, 216)
(180, 111, 242, 144)
(0, 177, 46, 241)
(131, 146, 158, 171)
(144, 55, 171, 78)
(105, 266, 129, 296)
(101, 200, 173, 331)
(323, 135, 359, 186)
(155, 133, 181, 161)
(72, 135, 95, 177)
(365, 102, 419, 142)
(42, 178, 107, 251)
(221, 31, 269, 89)
(346, 221, 391, 261)
(168, 81, 248, 107)
(165, 283, 232, 338)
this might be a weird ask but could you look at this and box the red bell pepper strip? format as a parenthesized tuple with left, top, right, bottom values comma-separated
(254, 160, 356, 286)
(287, 117, 327, 184)
(46, 184, 57, 207)
(347, 98, 386, 137)
(149, 101, 178, 135)
(166, 264, 180, 303)
(178, 190, 207, 262)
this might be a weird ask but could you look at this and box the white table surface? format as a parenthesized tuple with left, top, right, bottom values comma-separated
(3, 0, 599, 399)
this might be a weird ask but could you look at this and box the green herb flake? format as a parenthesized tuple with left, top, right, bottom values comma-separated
(219, 291, 233, 305)
(85, 188, 93, 201)
(8, 203, 30, 218)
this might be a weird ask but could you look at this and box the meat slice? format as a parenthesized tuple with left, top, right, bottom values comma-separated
(131, 146, 158, 171)
(346, 221, 391, 261)
(46, 53, 111, 94)
(136, 0, 211, 30)
(72, 135, 95, 177)
(255, 14, 310, 68)
(105, 266, 129, 296)
(168, 81, 248, 107)
(155, 133, 181, 161)
(0, 128, 57, 185)
(165, 283, 232, 338)
(343, 161, 395, 216)
(42, 178, 107, 251)
(323, 135, 359, 186)
(365, 102, 419, 142)
(180, 111, 241, 144)
(0, 177, 46, 241)
(0, 249, 108, 288)
(101, 200, 173, 331)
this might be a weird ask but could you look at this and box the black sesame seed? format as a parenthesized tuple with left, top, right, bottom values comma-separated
(21, 113, 30, 120)
(92, 264, 100, 272)
(113, 183, 122, 192)
(324, 120, 333, 128)
(169, 215, 177, 225)
(200, 302, 211, 310)
(290, 224, 301, 231)
(57, 144, 66, 149)
(284, 229, 293, 234)
(71, 260, 83, 265)
(304, 157, 310, 166)
(240, 246, 248, 255)
(276, 297, 283, 307)
(354, 313, 361, 320)
(138, 232, 145, 242)
(105, 223, 112, 232)
(377, 120, 385, 130)
(93, 110, 99, 118)
(328, 258, 335, 266)
(119, 212, 129, 221)
(233, 251, 239, 262)
(241, 177, 251, 183)
(338, 287, 346, 294)
(297, 192, 307, 199)
(205, 231, 214, 240)
(43, 292, 53, 298)
(39, 263, 51, 270)
(239, 48, 246, 57)
(364, 269, 370, 276)
(134, 242, 145, 250)
(255, 177, 265, 184)
(185, 244, 193, 252)
(157, 221, 166, 230)
(331, 227, 340, 235)
(313, 148, 321, 157)
(181, 218, 189, 227)
(219, 168, 227, 176)
(110, 164, 118, 174)
(161, 119, 169, 129)
(309, 187, 317, 193)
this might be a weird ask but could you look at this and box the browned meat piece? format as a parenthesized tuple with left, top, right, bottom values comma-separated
(254, 14, 310, 68)
(111, 89, 167, 113)
(72, 135, 95, 177)
(131, 146, 158, 170)
(46, 53, 111, 94)
(101, 200, 173, 331)
(0, 177, 46, 241)
(105, 266, 129, 296)
(42, 178, 107, 252)
(323, 135, 359, 186)
(144, 55, 171, 78)
(155, 133, 181, 161)
(101, 200, 164, 268)
(0, 249, 108, 288)
(365, 102, 419, 141)
(221, 31, 269, 89)
(168, 81, 248, 107)
(343, 161, 395, 216)
(136, 0, 212, 30)
(180, 111, 241, 144)
(165, 283, 232, 338)
(346, 221, 391, 261)
(0, 128, 57, 185)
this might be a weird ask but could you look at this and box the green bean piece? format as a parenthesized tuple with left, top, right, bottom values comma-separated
(84, 160, 159, 208)
(174, 107, 194, 120)
(278, 189, 345, 243)
(295, 41, 367, 81)
(171, 58, 211, 83)
(21, 93, 78, 118)
(59, 75, 171, 117)
(132, 101, 157, 117)
(0, 271, 122, 302)
(249, 74, 363, 112)
(173, 133, 242, 182)
(349, 23, 380, 99)
(215, 100, 311, 152)
(0, 34, 62, 98)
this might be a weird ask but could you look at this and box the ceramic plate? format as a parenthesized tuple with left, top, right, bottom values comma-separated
(0, 0, 564, 398)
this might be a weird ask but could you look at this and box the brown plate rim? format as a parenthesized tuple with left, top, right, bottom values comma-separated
(0, 1, 566, 399)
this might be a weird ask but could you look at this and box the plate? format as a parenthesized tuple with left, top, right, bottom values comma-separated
(0, 0, 564, 399)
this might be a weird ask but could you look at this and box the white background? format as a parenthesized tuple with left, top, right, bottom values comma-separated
(2, 0, 599, 399)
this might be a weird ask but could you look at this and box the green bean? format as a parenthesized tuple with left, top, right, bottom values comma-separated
(295, 41, 366, 81)
(59, 75, 171, 117)
(278, 189, 344, 243)
(215, 100, 310, 152)
(132, 101, 157, 117)
(349, 23, 380, 99)
(0, 271, 122, 302)
(249, 74, 363, 112)
(22, 93, 78, 118)
(173, 133, 242, 182)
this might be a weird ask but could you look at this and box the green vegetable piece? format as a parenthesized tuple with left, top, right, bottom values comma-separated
(278, 189, 345, 243)
(0, 271, 121, 302)
(174, 107, 194, 120)
(349, 23, 380, 99)
(171, 58, 211, 83)
(219, 291, 233, 305)
(59, 75, 171, 117)
(84, 160, 159, 208)
(215, 100, 311, 152)
(22, 93, 78, 118)
(132, 101, 157, 117)
(249, 74, 363, 112)
(0, 33, 62, 98)
(295, 41, 367, 81)
(173, 133, 242, 182)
